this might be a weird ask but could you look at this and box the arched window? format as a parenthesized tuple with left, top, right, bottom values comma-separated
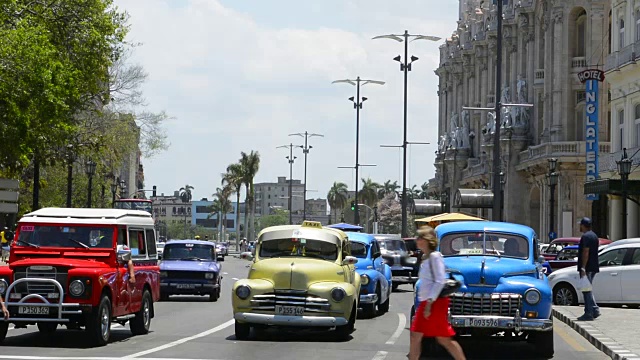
(619, 109, 625, 150)
(620, 18, 626, 50)
(635, 104, 640, 146)
(576, 10, 587, 57)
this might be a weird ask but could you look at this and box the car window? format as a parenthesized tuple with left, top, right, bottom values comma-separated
(17, 225, 114, 249)
(163, 243, 215, 261)
(350, 242, 368, 258)
(599, 248, 627, 267)
(630, 248, 640, 265)
(384, 240, 407, 252)
(440, 232, 529, 259)
(557, 248, 579, 260)
(259, 238, 338, 261)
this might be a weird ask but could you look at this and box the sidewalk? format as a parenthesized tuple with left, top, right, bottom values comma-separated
(553, 305, 640, 360)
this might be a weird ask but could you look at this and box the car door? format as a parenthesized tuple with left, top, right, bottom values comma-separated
(592, 248, 628, 302)
(621, 247, 640, 303)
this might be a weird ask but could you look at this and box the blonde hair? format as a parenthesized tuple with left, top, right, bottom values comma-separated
(416, 226, 438, 251)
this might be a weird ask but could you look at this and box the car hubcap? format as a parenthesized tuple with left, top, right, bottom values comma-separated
(100, 306, 109, 339)
(556, 288, 573, 305)
(143, 298, 150, 327)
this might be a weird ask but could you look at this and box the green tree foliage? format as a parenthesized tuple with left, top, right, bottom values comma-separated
(378, 194, 402, 235)
(257, 209, 288, 232)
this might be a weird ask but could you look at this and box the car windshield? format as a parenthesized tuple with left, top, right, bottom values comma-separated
(349, 241, 368, 258)
(440, 232, 530, 259)
(545, 242, 572, 254)
(404, 239, 417, 252)
(380, 239, 407, 253)
(163, 243, 215, 261)
(556, 248, 579, 260)
(17, 224, 114, 249)
(259, 238, 338, 261)
(157, 243, 165, 249)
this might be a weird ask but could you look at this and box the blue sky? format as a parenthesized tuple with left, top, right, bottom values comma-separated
(113, 0, 459, 203)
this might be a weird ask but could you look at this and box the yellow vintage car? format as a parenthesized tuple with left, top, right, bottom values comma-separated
(232, 221, 361, 340)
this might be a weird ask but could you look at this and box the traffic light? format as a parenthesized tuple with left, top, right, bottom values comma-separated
(350, 201, 355, 211)
(152, 185, 157, 197)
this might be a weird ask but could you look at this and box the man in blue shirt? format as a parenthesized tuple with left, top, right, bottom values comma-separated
(576, 217, 600, 321)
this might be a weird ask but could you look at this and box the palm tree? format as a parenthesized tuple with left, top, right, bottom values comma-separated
(420, 182, 430, 199)
(211, 186, 233, 240)
(358, 178, 380, 208)
(179, 184, 194, 203)
(222, 163, 243, 245)
(239, 151, 260, 241)
(378, 180, 400, 199)
(327, 182, 348, 223)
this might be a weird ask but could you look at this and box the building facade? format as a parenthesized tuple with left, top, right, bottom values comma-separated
(191, 199, 240, 234)
(430, 0, 611, 241)
(151, 191, 191, 232)
(254, 176, 304, 216)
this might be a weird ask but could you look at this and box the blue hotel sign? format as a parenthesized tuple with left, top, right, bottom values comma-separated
(578, 69, 605, 201)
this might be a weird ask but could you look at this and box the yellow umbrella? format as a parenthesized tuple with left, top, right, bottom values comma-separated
(415, 212, 485, 223)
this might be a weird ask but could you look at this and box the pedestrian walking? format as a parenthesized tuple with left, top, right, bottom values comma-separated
(1, 227, 9, 263)
(577, 217, 600, 321)
(408, 226, 466, 360)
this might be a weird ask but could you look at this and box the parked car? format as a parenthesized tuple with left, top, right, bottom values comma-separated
(404, 237, 424, 278)
(159, 240, 222, 302)
(548, 238, 640, 307)
(216, 242, 228, 257)
(156, 241, 166, 260)
(375, 234, 418, 290)
(541, 237, 611, 261)
(542, 245, 579, 274)
(412, 221, 554, 358)
(348, 232, 392, 317)
(232, 221, 360, 340)
(0, 208, 160, 346)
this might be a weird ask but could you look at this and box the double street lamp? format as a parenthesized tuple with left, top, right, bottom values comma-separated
(289, 131, 324, 220)
(617, 148, 633, 239)
(547, 158, 559, 242)
(277, 143, 302, 225)
(372, 30, 441, 238)
(111, 179, 126, 207)
(85, 160, 97, 208)
(333, 77, 384, 226)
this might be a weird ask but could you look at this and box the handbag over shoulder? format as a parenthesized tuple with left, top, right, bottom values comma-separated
(428, 252, 462, 298)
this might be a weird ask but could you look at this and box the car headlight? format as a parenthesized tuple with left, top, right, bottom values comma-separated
(331, 287, 346, 302)
(160, 271, 168, 277)
(235, 285, 251, 300)
(205, 272, 215, 279)
(0, 279, 7, 295)
(360, 274, 370, 286)
(524, 288, 541, 305)
(69, 280, 85, 297)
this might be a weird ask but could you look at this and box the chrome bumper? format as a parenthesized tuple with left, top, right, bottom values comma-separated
(392, 275, 418, 284)
(448, 310, 553, 332)
(234, 312, 348, 327)
(4, 278, 82, 323)
(359, 293, 378, 304)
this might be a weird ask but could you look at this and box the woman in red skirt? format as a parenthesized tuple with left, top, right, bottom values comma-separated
(408, 226, 466, 360)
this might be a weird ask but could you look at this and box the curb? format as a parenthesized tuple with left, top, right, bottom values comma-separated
(553, 309, 640, 360)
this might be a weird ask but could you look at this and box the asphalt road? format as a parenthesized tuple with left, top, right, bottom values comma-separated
(0, 257, 609, 360)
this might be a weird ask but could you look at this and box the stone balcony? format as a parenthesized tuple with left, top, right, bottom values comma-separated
(599, 145, 640, 174)
(605, 41, 640, 72)
(518, 141, 611, 166)
(571, 56, 587, 70)
(534, 69, 545, 85)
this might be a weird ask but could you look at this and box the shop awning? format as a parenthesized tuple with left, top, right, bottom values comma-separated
(453, 188, 494, 208)
(584, 179, 640, 195)
(413, 199, 442, 216)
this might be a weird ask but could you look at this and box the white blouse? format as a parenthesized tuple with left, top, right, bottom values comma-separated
(417, 251, 446, 302)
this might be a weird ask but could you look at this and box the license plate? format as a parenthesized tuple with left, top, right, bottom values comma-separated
(465, 318, 499, 328)
(275, 305, 304, 316)
(18, 306, 49, 315)
(176, 284, 196, 289)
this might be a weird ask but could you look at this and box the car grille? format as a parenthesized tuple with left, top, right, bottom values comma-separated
(449, 292, 522, 317)
(250, 290, 331, 313)
(13, 266, 68, 297)
(166, 271, 208, 280)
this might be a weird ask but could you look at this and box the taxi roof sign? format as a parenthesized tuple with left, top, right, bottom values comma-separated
(301, 221, 322, 228)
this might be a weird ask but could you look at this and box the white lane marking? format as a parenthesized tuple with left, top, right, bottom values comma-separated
(0, 357, 218, 360)
(231, 277, 239, 281)
(223, 272, 228, 275)
(124, 319, 235, 358)
(371, 351, 388, 360)
(385, 312, 406, 345)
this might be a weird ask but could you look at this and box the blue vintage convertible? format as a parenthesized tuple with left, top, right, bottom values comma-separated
(348, 232, 392, 317)
(411, 221, 554, 358)
(160, 240, 222, 302)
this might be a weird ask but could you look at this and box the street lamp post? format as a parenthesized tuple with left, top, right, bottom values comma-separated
(373, 30, 441, 238)
(333, 77, 384, 226)
(290, 131, 324, 220)
(119, 180, 127, 199)
(66, 145, 75, 208)
(547, 158, 559, 242)
(499, 171, 506, 221)
(85, 160, 97, 208)
(111, 182, 117, 207)
(617, 148, 633, 239)
(277, 143, 301, 225)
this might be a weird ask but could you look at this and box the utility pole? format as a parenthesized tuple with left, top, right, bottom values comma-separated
(289, 131, 324, 220)
(277, 143, 301, 225)
(333, 77, 384, 225)
(373, 30, 441, 237)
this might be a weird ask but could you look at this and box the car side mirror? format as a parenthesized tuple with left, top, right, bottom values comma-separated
(342, 256, 358, 265)
(372, 252, 380, 259)
(240, 252, 254, 261)
(117, 249, 132, 264)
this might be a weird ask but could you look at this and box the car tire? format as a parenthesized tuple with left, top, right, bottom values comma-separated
(37, 322, 57, 334)
(553, 283, 578, 306)
(378, 285, 390, 314)
(130, 290, 152, 335)
(335, 302, 356, 340)
(86, 295, 111, 346)
(235, 320, 250, 340)
(209, 289, 219, 302)
(528, 329, 554, 358)
(0, 321, 8, 343)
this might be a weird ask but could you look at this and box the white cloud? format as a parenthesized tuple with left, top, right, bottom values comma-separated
(114, 0, 459, 202)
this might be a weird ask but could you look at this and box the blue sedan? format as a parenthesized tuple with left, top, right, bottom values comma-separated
(348, 232, 392, 318)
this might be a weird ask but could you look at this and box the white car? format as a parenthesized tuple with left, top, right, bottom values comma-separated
(156, 242, 165, 259)
(548, 238, 640, 306)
